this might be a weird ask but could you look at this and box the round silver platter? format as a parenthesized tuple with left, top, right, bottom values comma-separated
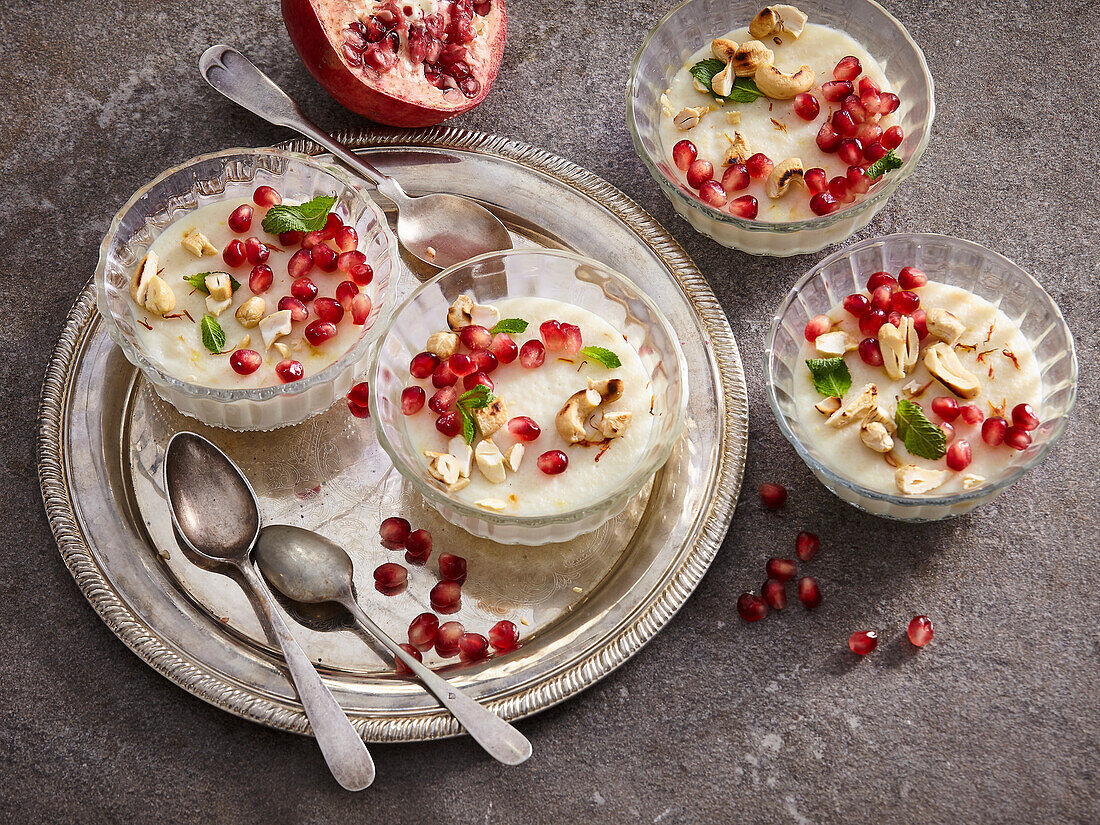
(37, 127, 748, 742)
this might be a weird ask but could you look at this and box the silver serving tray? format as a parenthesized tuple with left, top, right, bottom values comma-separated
(37, 128, 748, 742)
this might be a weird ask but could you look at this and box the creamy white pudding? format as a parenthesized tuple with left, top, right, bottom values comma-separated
(402, 296, 655, 517)
(794, 278, 1043, 497)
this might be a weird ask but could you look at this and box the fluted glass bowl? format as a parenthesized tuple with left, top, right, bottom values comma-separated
(95, 147, 397, 431)
(369, 249, 690, 545)
(765, 234, 1077, 520)
(628, 0, 935, 256)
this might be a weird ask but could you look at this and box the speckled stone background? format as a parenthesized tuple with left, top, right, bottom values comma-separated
(2, 0, 1097, 822)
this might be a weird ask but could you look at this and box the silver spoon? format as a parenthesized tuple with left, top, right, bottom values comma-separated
(163, 432, 375, 791)
(254, 524, 532, 766)
(198, 44, 513, 271)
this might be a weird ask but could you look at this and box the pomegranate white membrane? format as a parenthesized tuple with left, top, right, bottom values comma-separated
(403, 296, 655, 517)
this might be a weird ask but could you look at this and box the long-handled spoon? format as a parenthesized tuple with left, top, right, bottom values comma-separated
(163, 432, 375, 791)
(198, 44, 513, 270)
(254, 524, 532, 766)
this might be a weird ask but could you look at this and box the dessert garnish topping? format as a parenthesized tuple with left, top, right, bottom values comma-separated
(894, 398, 947, 460)
(805, 357, 852, 397)
(866, 149, 903, 180)
(689, 58, 766, 104)
(260, 195, 337, 235)
(184, 271, 240, 294)
(455, 384, 496, 444)
(490, 318, 529, 335)
(579, 346, 622, 369)
(200, 313, 226, 354)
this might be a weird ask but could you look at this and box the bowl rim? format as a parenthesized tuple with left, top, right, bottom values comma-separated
(367, 247, 691, 527)
(764, 232, 1079, 507)
(94, 145, 398, 403)
(626, 0, 937, 233)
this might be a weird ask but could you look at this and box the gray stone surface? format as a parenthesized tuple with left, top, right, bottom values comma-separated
(1, 0, 1097, 822)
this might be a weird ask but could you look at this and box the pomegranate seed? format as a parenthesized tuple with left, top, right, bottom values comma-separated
(745, 153, 774, 179)
(410, 351, 439, 379)
(1004, 426, 1032, 451)
(797, 576, 822, 608)
(672, 139, 697, 171)
(350, 263, 374, 286)
(870, 285, 892, 312)
(866, 271, 899, 292)
(275, 359, 303, 383)
(408, 613, 439, 651)
(401, 386, 425, 415)
(844, 293, 871, 316)
(686, 159, 713, 189)
(304, 320, 336, 346)
(729, 195, 759, 219)
(795, 531, 819, 562)
(438, 552, 467, 584)
(346, 381, 370, 409)
(537, 450, 568, 475)
(829, 175, 852, 203)
(882, 125, 904, 150)
(960, 404, 984, 425)
(831, 109, 858, 138)
(464, 372, 493, 391)
(279, 230, 304, 246)
(816, 121, 842, 153)
(793, 92, 820, 120)
(804, 314, 831, 342)
(435, 621, 465, 657)
(314, 296, 344, 324)
(842, 94, 869, 124)
(288, 248, 314, 279)
(519, 340, 546, 368)
(766, 558, 796, 582)
(891, 290, 920, 313)
(848, 630, 878, 655)
(459, 324, 492, 350)
(805, 167, 828, 194)
(861, 88, 883, 114)
(856, 122, 883, 145)
(229, 349, 261, 375)
(430, 580, 462, 614)
(699, 180, 728, 207)
(833, 55, 862, 81)
(907, 615, 934, 647)
(859, 308, 887, 337)
(394, 643, 422, 676)
(864, 141, 888, 163)
(405, 529, 432, 564)
(821, 80, 853, 102)
(737, 592, 768, 622)
(350, 293, 371, 325)
(1012, 403, 1040, 431)
(244, 236, 269, 265)
(470, 350, 498, 374)
(837, 138, 864, 166)
(321, 213, 343, 240)
(429, 386, 457, 413)
(222, 239, 246, 267)
(879, 92, 900, 114)
(898, 266, 927, 289)
(912, 309, 928, 339)
(490, 333, 518, 364)
(253, 186, 282, 207)
(347, 401, 369, 419)
(435, 411, 462, 437)
(448, 353, 475, 377)
(887, 310, 903, 328)
(858, 337, 883, 366)
(762, 579, 787, 610)
(758, 483, 787, 510)
(507, 416, 541, 441)
(459, 632, 490, 661)
(847, 165, 871, 195)
(338, 250, 366, 272)
(311, 243, 338, 272)
(249, 264, 273, 294)
(932, 397, 960, 421)
(334, 226, 358, 253)
(488, 620, 520, 651)
(301, 231, 322, 250)
(278, 296, 308, 322)
(227, 204, 253, 233)
(809, 192, 840, 215)
(374, 562, 408, 594)
(946, 439, 972, 471)
(939, 421, 955, 443)
(335, 280, 359, 311)
(432, 362, 459, 389)
(379, 516, 410, 545)
(540, 320, 566, 351)
(722, 162, 750, 192)
(858, 77, 881, 98)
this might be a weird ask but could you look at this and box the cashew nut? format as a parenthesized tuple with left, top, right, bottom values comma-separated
(754, 64, 814, 99)
(504, 443, 525, 472)
(589, 377, 625, 404)
(181, 229, 217, 257)
(712, 38, 739, 62)
(557, 388, 602, 444)
(860, 421, 894, 453)
(712, 62, 736, 97)
(235, 296, 266, 329)
(474, 498, 507, 512)
(470, 302, 500, 329)
(863, 403, 897, 434)
(474, 439, 506, 484)
(766, 157, 805, 198)
(731, 40, 774, 77)
(961, 474, 985, 490)
(596, 411, 632, 439)
(925, 308, 967, 345)
(143, 275, 176, 316)
(428, 453, 462, 486)
(674, 106, 709, 130)
(749, 7, 781, 39)
(895, 465, 949, 496)
(878, 317, 919, 380)
(825, 383, 878, 428)
(130, 250, 158, 305)
(447, 295, 474, 330)
(813, 329, 856, 358)
(772, 4, 808, 38)
(426, 330, 460, 360)
(473, 398, 508, 437)
(258, 309, 292, 350)
(814, 396, 841, 416)
(924, 342, 981, 399)
(724, 131, 751, 166)
(447, 435, 473, 477)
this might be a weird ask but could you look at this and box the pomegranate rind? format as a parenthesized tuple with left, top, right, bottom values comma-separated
(282, 0, 507, 127)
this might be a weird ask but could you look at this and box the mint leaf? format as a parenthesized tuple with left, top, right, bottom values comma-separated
(726, 77, 765, 103)
(461, 413, 477, 445)
(805, 358, 852, 398)
(185, 271, 240, 294)
(688, 59, 765, 104)
(456, 385, 495, 445)
(579, 346, 622, 369)
(895, 399, 947, 460)
(260, 195, 337, 235)
(490, 318, 528, 335)
(200, 314, 226, 354)
(867, 149, 904, 181)
(688, 58, 724, 92)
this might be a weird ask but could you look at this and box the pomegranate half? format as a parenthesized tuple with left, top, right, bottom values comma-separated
(283, 0, 506, 127)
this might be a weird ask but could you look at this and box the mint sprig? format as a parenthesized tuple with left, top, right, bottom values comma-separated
(490, 318, 528, 335)
(689, 58, 765, 104)
(200, 314, 226, 354)
(867, 149, 904, 181)
(579, 346, 622, 369)
(456, 385, 495, 445)
(805, 358, 852, 398)
(260, 195, 337, 235)
(185, 271, 240, 294)
(895, 399, 947, 460)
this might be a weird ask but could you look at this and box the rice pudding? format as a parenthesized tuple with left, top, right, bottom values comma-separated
(795, 266, 1044, 497)
(400, 295, 655, 517)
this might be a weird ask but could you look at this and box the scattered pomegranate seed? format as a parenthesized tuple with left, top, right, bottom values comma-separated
(394, 643, 422, 676)
(244, 236, 269, 265)
(842, 94, 869, 125)
(471, 350, 498, 374)
(435, 621, 465, 657)
(275, 359, 304, 383)
(879, 92, 900, 114)
(519, 340, 546, 368)
(831, 109, 857, 138)
(745, 153, 774, 179)
(981, 416, 1007, 446)
(321, 213, 343, 240)
(410, 351, 439, 379)
(507, 416, 541, 441)
(379, 516, 411, 545)
(797, 576, 822, 609)
(729, 195, 759, 219)
(338, 250, 366, 273)
(350, 263, 374, 286)
(335, 280, 359, 311)
(230, 349, 261, 375)
(898, 266, 927, 289)
(959, 404, 984, 425)
(931, 396, 959, 421)
(222, 239, 246, 267)
(672, 139, 697, 171)
(249, 264, 273, 294)
(858, 337, 883, 367)
(347, 399, 369, 418)
(560, 323, 583, 355)
(912, 309, 928, 339)
(334, 226, 358, 253)
(374, 562, 408, 594)
(490, 333, 518, 364)
(891, 290, 920, 314)
(432, 362, 459, 389)
(821, 80, 852, 102)
(228, 204, 253, 233)
(793, 92, 820, 120)
(253, 186, 282, 207)
(886, 311, 903, 328)
(429, 387, 457, 414)
(858, 77, 881, 98)
(435, 411, 462, 437)
(288, 248, 314, 279)
(278, 296, 308, 322)
(537, 450, 568, 475)
(762, 579, 787, 610)
(758, 482, 787, 510)
(686, 159, 713, 189)
(464, 372, 493, 391)
(809, 192, 839, 215)
(314, 296, 344, 324)
(438, 552, 467, 584)
(488, 620, 521, 652)
(907, 615, 934, 647)
(430, 580, 462, 614)
(859, 308, 887, 337)
(699, 180, 728, 207)
(722, 163, 750, 192)
(846, 165, 871, 194)
(866, 271, 898, 292)
(829, 174, 852, 203)
(408, 613, 439, 651)
(457, 325, 490, 351)
(311, 244, 338, 273)
(401, 386, 425, 415)
(737, 592, 768, 622)
(882, 125, 904, 150)
(795, 531, 819, 562)
(279, 230, 304, 246)
(448, 353, 475, 378)
(804, 314, 831, 342)
(946, 439, 972, 471)
(459, 632, 490, 661)
(844, 293, 871, 317)
(833, 55, 862, 80)
(350, 293, 371, 325)
(301, 231, 322, 249)
(939, 421, 955, 443)
(766, 558, 796, 582)
(848, 630, 878, 655)
(805, 167, 828, 194)
(304, 320, 337, 346)
(1004, 426, 1032, 451)
(539, 320, 566, 352)
(1012, 403, 1040, 431)
(405, 529, 432, 564)
(871, 285, 892, 312)
(856, 122, 883, 146)
(864, 141, 888, 163)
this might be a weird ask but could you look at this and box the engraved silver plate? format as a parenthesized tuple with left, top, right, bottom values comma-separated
(37, 128, 748, 741)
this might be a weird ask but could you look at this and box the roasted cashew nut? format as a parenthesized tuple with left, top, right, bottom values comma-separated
(754, 64, 814, 99)
(556, 378, 626, 444)
(766, 157, 805, 198)
(749, 7, 781, 39)
(730, 40, 774, 77)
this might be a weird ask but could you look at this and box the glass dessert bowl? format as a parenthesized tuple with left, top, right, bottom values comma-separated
(95, 147, 397, 430)
(369, 249, 689, 545)
(628, 0, 934, 256)
(765, 234, 1077, 520)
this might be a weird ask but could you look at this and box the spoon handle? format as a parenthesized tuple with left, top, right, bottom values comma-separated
(198, 45, 407, 205)
(341, 596, 532, 766)
(236, 563, 376, 790)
